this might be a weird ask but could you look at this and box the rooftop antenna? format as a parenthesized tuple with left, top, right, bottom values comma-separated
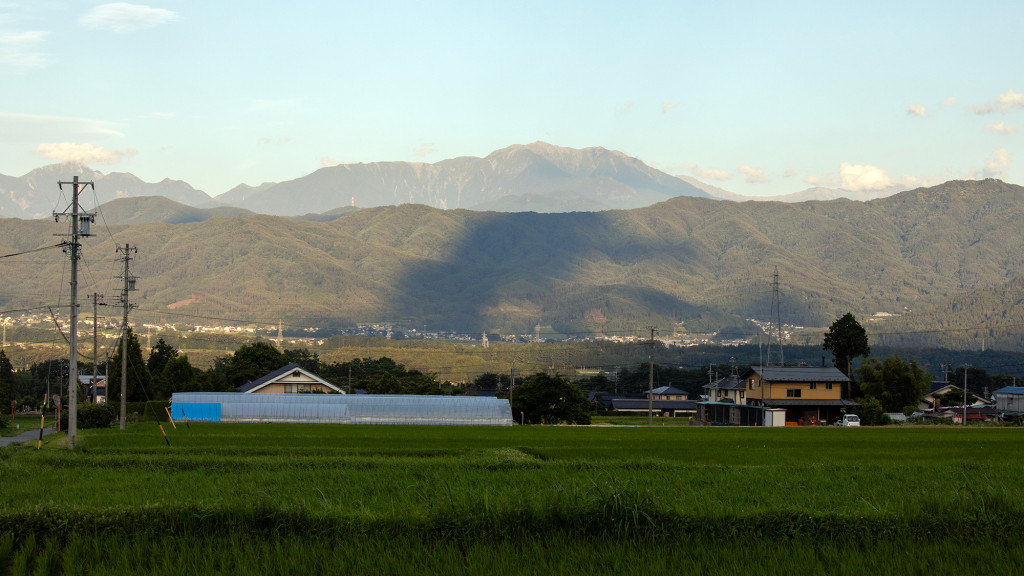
(54, 176, 95, 449)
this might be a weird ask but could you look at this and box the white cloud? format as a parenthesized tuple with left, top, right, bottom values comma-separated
(0, 30, 49, 69)
(34, 142, 136, 165)
(838, 162, 896, 191)
(414, 143, 437, 158)
(80, 3, 178, 33)
(320, 157, 340, 168)
(906, 103, 927, 117)
(661, 99, 678, 114)
(941, 97, 958, 107)
(783, 168, 798, 178)
(738, 164, 769, 184)
(986, 121, 1016, 134)
(615, 101, 633, 116)
(972, 90, 1024, 115)
(803, 174, 838, 187)
(691, 166, 731, 181)
(982, 148, 1011, 178)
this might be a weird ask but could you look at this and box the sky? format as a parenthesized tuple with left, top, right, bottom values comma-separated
(1, 1, 1022, 198)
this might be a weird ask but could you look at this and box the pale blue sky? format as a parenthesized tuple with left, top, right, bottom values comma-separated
(1, 1, 1021, 198)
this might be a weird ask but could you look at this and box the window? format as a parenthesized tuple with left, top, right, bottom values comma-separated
(748, 379, 754, 390)
(826, 383, 833, 390)
(740, 391, 745, 399)
(786, 389, 801, 398)
(809, 383, 817, 390)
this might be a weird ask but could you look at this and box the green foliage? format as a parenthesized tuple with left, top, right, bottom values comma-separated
(108, 328, 152, 402)
(857, 354, 931, 413)
(58, 403, 116, 430)
(0, 349, 12, 404)
(147, 337, 178, 381)
(511, 372, 591, 424)
(226, 342, 288, 388)
(857, 396, 892, 426)
(157, 354, 197, 397)
(823, 312, 870, 379)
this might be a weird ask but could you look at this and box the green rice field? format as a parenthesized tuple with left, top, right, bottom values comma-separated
(1, 423, 1022, 575)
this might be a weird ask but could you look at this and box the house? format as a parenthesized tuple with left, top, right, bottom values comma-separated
(951, 406, 1001, 424)
(919, 381, 962, 411)
(237, 363, 344, 394)
(647, 385, 689, 401)
(79, 374, 107, 404)
(609, 397, 697, 418)
(742, 366, 857, 425)
(993, 386, 1024, 414)
(702, 375, 747, 404)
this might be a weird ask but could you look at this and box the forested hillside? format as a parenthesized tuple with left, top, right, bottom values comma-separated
(1, 179, 1022, 349)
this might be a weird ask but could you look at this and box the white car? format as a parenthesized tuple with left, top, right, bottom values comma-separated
(836, 414, 861, 427)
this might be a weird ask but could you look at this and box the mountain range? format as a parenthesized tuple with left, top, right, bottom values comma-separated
(0, 143, 918, 219)
(1, 178, 1022, 349)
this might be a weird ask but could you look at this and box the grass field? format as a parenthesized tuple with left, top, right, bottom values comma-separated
(1, 423, 1022, 575)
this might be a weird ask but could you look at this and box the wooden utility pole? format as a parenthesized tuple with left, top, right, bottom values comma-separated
(648, 327, 656, 426)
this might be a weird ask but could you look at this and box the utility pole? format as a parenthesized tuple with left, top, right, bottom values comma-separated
(55, 176, 95, 449)
(90, 293, 105, 403)
(962, 365, 970, 426)
(509, 358, 515, 410)
(116, 244, 138, 430)
(648, 327, 656, 426)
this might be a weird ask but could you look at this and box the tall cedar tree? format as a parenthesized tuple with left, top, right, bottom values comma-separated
(0, 349, 13, 404)
(823, 312, 870, 378)
(108, 327, 152, 402)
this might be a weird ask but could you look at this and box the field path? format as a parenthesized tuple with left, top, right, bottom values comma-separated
(0, 427, 54, 447)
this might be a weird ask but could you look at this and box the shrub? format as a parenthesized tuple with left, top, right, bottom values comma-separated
(58, 404, 116, 430)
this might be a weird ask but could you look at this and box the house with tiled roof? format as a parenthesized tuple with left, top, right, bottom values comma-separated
(647, 385, 689, 400)
(742, 366, 858, 425)
(237, 363, 343, 394)
(703, 374, 747, 404)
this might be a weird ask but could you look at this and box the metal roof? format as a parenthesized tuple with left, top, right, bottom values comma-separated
(650, 385, 687, 395)
(993, 386, 1024, 395)
(237, 363, 343, 394)
(759, 399, 860, 407)
(611, 399, 698, 411)
(172, 392, 512, 425)
(703, 375, 745, 390)
(745, 366, 850, 383)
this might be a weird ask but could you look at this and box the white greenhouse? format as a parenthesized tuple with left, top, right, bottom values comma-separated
(169, 392, 513, 426)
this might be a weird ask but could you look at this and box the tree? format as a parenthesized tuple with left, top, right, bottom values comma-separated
(147, 338, 178, 382)
(823, 313, 870, 383)
(157, 354, 197, 397)
(510, 372, 591, 425)
(226, 342, 289, 388)
(856, 354, 931, 413)
(0, 349, 13, 405)
(108, 328, 152, 402)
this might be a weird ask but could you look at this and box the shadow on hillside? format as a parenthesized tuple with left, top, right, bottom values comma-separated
(392, 209, 707, 335)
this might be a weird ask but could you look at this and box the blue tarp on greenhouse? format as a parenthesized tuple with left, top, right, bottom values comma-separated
(170, 392, 513, 426)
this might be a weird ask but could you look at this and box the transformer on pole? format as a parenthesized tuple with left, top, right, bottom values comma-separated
(54, 176, 95, 449)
